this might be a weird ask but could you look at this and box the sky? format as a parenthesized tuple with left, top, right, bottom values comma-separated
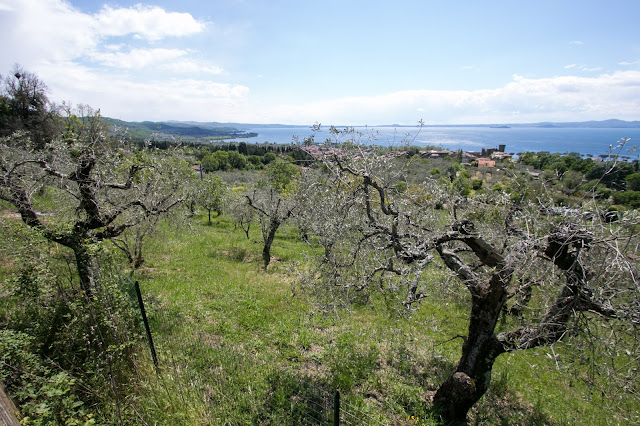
(1, 0, 640, 125)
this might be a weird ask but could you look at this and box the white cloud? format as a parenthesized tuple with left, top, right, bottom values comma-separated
(0, 0, 235, 120)
(85, 47, 224, 74)
(0, 0, 210, 71)
(162, 61, 225, 75)
(0, 0, 96, 69)
(565, 64, 602, 72)
(40, 61, 249, 121)
(255, 71, 640, 125)
(569, 40, 583, 46)
(93, 4, 206, 41)
(43, 69, 637, 124)
(89, 48, 188, 69)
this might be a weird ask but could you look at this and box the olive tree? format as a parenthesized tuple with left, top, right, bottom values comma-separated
(291, 169, 356, 252)
(246, 186, 297, 269)
(197, 173, 229, 224)
(109, 153, 196, 271)
(0, 106, 191, 294)
(245, 158, 301, 268)
(228, 193, 254, 239)
(301, 133, 639, 423)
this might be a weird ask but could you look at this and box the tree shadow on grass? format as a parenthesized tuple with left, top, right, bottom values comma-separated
(255, 370, 334, 425)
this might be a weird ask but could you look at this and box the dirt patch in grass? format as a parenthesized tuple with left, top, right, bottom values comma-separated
(136, 266, 164, 278)
(1, 211, 57, 219)
(1, 212, 21, 219)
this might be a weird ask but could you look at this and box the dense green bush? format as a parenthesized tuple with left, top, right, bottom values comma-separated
(200, 148, 304, 172)
(585, 161, 634, 189)
(519, 151, 594, 174)
(0, 228, 142, 423)
(626, 172, 640, 191)
(612, 190, 640, 208)
(0, 331, 95, 425)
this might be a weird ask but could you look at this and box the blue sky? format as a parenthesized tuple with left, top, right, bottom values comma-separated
(1, 0, 639, 125)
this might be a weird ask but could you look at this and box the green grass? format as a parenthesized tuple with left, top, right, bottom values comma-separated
(125, 213, 639, 424)
(1, 206, 638, 424)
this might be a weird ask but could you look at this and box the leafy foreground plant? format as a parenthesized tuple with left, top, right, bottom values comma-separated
(0, 223, 143, 423)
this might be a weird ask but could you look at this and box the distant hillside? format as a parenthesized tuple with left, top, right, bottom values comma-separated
(168, 121, 308, 131)
(520, 119, 640, 128)
(438, 119, 640, 129)
(105, 118, 257, 141)
(104, 118, 640, 141)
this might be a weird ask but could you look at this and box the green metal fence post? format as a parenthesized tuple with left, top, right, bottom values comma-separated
(334, 390, 340, 426)
(134, 281, 159, 371)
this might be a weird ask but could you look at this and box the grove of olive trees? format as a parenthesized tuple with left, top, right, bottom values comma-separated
(2, 69, 639, 424)
(294, 127, 640, 423)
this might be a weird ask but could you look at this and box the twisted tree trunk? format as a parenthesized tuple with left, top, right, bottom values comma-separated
(432, 238, 511, 423)
(432, 284, 507, 422)
(262, 217, 280, 268)
(432, 225, 602, 423)
(73, 242, 101, 295)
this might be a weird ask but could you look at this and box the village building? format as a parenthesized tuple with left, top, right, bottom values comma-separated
(461, 152, 478, 162)
(490, 151, 512, 161)
(477, 158, 496, 168)
(424, 149, 454, 159)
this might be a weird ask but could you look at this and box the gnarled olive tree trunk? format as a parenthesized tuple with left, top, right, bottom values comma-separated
(430, 224, 610, 423)
(430, 228, 513, 421)
(71, 240, 102, 294)
(304, 146, 634, 424)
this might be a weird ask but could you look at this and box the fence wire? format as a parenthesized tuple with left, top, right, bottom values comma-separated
(134, 283, 391, 425)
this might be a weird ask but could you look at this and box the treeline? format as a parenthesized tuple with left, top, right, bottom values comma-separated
(194, 142, 314, 171)
(519, 151, 640, 208)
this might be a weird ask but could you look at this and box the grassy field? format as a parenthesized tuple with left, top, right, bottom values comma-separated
(120, 213, 638, 425)
(1, 189, 638, 424)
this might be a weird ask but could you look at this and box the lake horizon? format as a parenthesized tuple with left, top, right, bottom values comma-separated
(228, 126, 640, 158)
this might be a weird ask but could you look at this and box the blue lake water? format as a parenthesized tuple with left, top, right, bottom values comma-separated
(230, 126, 640, 158)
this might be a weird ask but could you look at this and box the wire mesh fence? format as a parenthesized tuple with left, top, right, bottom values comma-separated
(133, 280, 391, 425)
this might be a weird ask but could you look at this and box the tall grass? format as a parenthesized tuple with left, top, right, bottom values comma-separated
(127, 213, 639, 424)
(2, 206, 637, 424)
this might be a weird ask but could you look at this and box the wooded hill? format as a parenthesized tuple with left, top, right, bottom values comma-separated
(104, 118, 258, 141)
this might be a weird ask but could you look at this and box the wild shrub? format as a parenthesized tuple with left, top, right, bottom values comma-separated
(0, 229, 142, 423)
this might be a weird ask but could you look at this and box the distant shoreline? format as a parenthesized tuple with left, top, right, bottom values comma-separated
(226, 126, 640, 158)
(375, 119, 640, 129)
(165, 119, 640, 130)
